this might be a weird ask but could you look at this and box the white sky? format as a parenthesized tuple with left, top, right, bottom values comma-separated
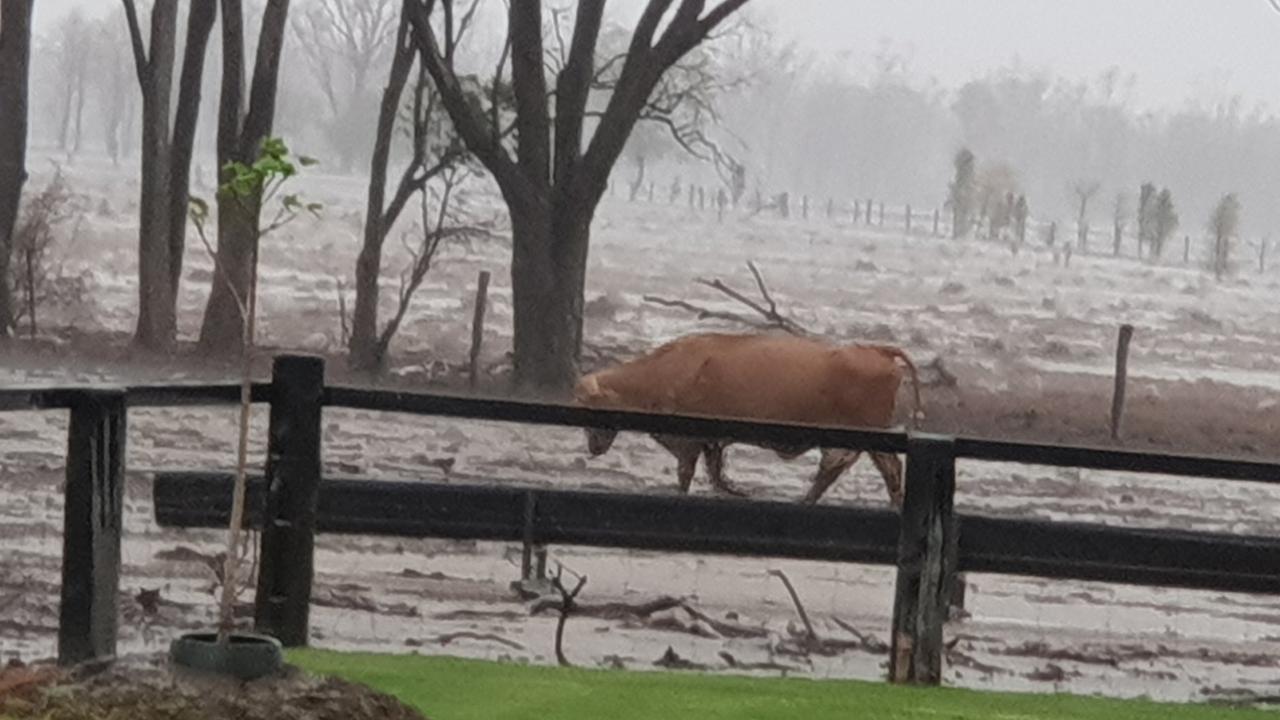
(32, 0, 1280, 112)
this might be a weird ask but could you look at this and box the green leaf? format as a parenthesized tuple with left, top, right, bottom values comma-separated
(298, 155, 320, 167)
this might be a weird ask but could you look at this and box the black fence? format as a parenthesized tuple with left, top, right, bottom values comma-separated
(6, 354, 1280, 686)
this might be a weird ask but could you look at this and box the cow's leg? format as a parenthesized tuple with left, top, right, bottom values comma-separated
(802, 448, 861, 504)
(652, 434, 702, 494)
(702, 442, 748, 496)
(870, 451, 905, 509)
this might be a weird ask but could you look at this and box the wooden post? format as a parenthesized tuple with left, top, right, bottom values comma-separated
(933, 208, 940, 236)
(1110, 324, 1134, 441)
(698, 186, 705, 210)
(878, 201, 885, 226)
(801, 194, 809, 219)
(890, 434, 958, 686)
(254, 354, 326, 647)
(1183, 235, 1190, 264)
(688, 184, 695, 208)
(826, 197, 834, 220)
(866, 198, 873, 224)
(1260, 238, 1268, 273)
(647, 181, 654, 202)
(853, 201, 862, 224)
(468, 271, 491, 390)
(905, 204, 912, 234)
(59, 389, 127, 666)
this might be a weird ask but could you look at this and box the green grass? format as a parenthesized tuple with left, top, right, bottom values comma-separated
(291, 649, 1273, 720)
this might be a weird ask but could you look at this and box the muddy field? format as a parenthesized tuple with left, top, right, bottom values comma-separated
(2, 152, 1280, 704)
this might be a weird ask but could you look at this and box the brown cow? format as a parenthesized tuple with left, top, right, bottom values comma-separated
(574, 332, 922, 506)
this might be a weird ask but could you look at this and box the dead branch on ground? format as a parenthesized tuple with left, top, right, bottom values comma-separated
(718, 651, 802, 673)
(550, 565, 588, 668)
(643, 261, 809, 336)
(531, 594, 684, 620)
(424, 631, 525, 650)
(768, 569, 875, 658)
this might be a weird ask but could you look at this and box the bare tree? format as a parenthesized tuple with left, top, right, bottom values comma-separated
(0, 0, 35, 336)
(291, 0, 398, 172)
(947, 148, 976, 239)
(405, 0, 754, 394)
(1112, 191, 1128, 257)
(1152, 187, 1178, 260)
(1072, 179, 1100, 252)
(1209, 193, 1240, 281)
(1136, 181, 1156, 258)
(123, 0, 217, 351)
(99, 9, 139, 166)
(51, 10, 94, 156)
(197, 0, 292, 354)
(349, 0, 476, 372)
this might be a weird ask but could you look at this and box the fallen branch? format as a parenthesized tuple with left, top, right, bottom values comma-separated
(424, 631, 525, 651)
(681, 604, 768, 639)
(530, 595, 684, 620)
(768, 569, 816, 643)
(644, 261, 809, 336)
(550, 566, 588, 668)
(718, 651, 801, 673)
(831, 617, 890, 653)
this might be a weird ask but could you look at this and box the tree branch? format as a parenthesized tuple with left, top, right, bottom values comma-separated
(553, 1, 605, 189)
(120, 0, 150, 87)
(405, 0, 535, 208)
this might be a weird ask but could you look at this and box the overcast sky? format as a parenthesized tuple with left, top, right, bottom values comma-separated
(32, 0, 1280, 113)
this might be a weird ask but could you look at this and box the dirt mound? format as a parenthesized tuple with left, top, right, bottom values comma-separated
(0, 657, 427, 720)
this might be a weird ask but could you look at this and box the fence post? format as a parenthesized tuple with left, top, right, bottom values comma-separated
(254, 354, 326, 647)
(905, 204, 912, 234)
(1110, 324, 1135, 440)
(853, 201, 862, 224)
(866, 198, 873, 224)
(468, 271, 491, 390)
(878, 201, 885, 226)
(933, 208, 940, 237)
(58, 389, 127, 666)
(890, 434, 958, 686)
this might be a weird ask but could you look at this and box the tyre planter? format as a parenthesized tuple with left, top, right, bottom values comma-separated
(169, 632, 284, 681)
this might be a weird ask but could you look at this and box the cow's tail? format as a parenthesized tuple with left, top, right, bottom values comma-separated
(868, 345, 924, 429)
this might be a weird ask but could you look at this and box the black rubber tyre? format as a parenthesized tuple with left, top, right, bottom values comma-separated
(169, 632, 284, 681)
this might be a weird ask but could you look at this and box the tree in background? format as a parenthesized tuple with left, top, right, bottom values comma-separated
(405, 0, 754, 394)
(122, 0, 217, 351)
(1209, 193, 1240, 281)
(948, 148, 977, 239)
(1136, 181, 1156, 258)
(1112, 191, 1129, 257)
(1071, 179, 1100, 252)
(348, 0, 479, 373)
(51, 9, 93, 156)
(1152, 187, 1178, 260)
(198, 0, 292, 354)
(291, 0, 398, 173)
(0, 0, 36, 336)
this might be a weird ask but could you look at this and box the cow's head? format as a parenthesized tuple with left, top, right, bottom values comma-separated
(574, 373, 622, 457)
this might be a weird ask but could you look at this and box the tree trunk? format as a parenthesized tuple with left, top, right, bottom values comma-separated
(510, 201, 590, 396)
(0, 0, 35, 336)
(198, 0, 290, 355)
(165, 0, 217, 304)
(132, 0, 179, 352)
(349, 21, 414, 374)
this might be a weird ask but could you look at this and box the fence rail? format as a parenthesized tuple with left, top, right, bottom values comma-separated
(7, 354, 1280, 687)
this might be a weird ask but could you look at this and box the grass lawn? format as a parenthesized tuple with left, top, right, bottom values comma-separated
(291, 650, 1273, 720)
